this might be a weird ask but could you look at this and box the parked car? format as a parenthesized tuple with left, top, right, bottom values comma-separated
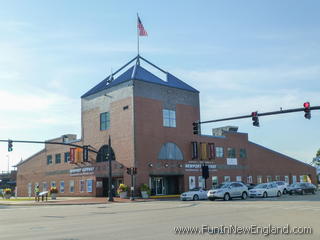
(272, 181, 289, 194)
(180, 188, 208, 201)
(237, 181, 256, 190)
(246, 183, 256, 190)
(249, 182, 282, 198)
(207, 182, 248, 201)
(288, 182, 317, 195)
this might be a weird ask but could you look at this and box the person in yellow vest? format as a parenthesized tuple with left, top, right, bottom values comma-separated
(34, 185, 40, 202)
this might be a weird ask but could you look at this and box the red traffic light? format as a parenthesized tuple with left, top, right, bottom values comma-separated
(303, 102, 310, 109)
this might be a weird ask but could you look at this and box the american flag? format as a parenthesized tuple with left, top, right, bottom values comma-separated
(137, 16, 148, 36)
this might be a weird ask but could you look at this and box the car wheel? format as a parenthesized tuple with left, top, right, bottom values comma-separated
(263, 192, 268, 198)
(283, 189, 287, 194)
(241, 192, 247, 200)
(209, 197, 215, 201)
(193, 194, 199, 201)
(223, 193, 230, 201)
(289, 191, 292, 195)
(312, 190, 315, 195)
(277, 191, 281, 197)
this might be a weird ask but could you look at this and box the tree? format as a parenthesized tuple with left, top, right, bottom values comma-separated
(312, 149, 320, 166)
(317, 149, 320, 157)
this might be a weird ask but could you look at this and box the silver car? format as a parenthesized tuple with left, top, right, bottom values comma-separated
(271, 181, 289, 194)
(207, 182, 249, 201)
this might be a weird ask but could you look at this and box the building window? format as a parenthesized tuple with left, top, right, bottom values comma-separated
(87, 180, 93, 193)
(266, 176, 272, 182)
(224, 176, 231, 182)
(257, 176, 262, 184)
(227, 148, 236, 158)
(239, 149, 247, 158)
(300, 175, 305, 182)
(198, 176, 205, 188)
(80, 180, 85, 192)
(247, 176, 253, 184)
(51, 181, 56, 188)
(284, 176, 289, 183)
(42, 182, 48, 192)
(64, 152, 70, 163)
(236, 176, 242, 182)
(55, 154, 61, 164)
(163, 109, 176, 127)
(191, 142, 198, 159)
(200, 143, 207, 160)
(189, 176, 196, 190)
(292, 175, 297, 183)
(158, 142, 183, 160)
(60, 181, 65, 193)
(212, 176, 218, 186)
(100, 112, 110, 130)
(69, 180, 74, 193)
(215, 147, 224, 158)
(47, 155, 52, 165)
(275, 176, 280, 181)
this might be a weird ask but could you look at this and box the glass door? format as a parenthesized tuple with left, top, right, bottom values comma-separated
(155, 177, 164, 195)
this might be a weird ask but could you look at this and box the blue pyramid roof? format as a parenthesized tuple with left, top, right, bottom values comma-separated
(81, 56, 199, 98)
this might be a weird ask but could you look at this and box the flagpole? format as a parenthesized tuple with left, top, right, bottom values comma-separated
(137, 13, 139, 56)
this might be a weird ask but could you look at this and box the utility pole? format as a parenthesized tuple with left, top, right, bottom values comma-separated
(108, 136, 113, 202)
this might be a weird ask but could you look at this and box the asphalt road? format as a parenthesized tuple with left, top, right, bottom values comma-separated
(0, 193, 319, 240)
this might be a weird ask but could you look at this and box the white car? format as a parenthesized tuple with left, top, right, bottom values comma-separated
(249, 183, 282, 198)
(180, 188, 208, 201)
(272, 181, 289, 194)
(207, 182, 249, 201)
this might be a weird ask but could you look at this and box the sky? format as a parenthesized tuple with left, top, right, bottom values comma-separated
(0, 0, 319, 172)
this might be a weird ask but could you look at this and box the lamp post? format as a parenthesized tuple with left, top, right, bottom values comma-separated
(107, 136, 113, 202)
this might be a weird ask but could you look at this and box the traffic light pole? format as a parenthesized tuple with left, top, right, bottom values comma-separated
(130, 172, 134, 201)
(108, 136, 114, 202)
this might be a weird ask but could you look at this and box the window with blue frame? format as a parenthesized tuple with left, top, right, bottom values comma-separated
(64, 152, 70, 163)
(163, 109, 176, 127)
(100, 112, 110, 130)
(47, 155, 52, 165)
(158, 142, 183, 160)
(55, 154, 61, 164)
(87, 179, 93, 193)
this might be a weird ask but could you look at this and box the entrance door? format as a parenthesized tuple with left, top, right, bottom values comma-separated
(155, 177, 164, 195)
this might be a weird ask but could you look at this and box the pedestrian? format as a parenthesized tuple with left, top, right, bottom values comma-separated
(112, 184, 115, 197)
(34, 185, 40, 202)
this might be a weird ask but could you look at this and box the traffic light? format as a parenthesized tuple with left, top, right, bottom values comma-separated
(83, 146, 89, 162)
(126, 168, 132, 175)
(201, 165, 209, 179)
(8, 140, 13, 152)
(193, 122, 199, 135)
(132, 167, 137, 175)
(251, 111, 260, 127)
(303, 102, 311, 119)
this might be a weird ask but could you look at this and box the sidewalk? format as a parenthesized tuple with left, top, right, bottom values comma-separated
(0, 197, 159, 206)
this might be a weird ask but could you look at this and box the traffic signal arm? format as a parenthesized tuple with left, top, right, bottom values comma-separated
(200, 106, 320, 125)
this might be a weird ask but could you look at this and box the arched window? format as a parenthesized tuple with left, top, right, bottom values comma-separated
(158, 142, 183, 160)
(96, 145, 115, 162)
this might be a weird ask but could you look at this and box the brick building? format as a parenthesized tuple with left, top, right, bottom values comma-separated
(16, 55, 316, 197)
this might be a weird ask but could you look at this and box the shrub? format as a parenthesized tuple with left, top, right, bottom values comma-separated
(4, 188, 11, 195)
(140, 184, 151, 195)
(117, 184, 128, 194)
(49, 187, 58, 194)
